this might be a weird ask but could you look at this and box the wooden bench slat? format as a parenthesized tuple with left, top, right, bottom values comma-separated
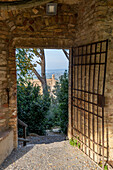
(18, 138, 29, 142)
(18, 119, 28, 127)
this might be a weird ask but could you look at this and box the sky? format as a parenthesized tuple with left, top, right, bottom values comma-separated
(44, 49, 69, 70)
(32, 49, 69, 71)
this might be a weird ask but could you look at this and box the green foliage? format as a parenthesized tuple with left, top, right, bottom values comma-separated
(73, 139, 77, 146)
(45, 100, 61, 129)
(17, 82, 50, 135)
(98, 161, 108, 170)
(69, 138, 78, 146)
(69, 138, 75, 146)
(16, 48, 68, 135)
(46, 71, 68, 133)
(99, 161, 102, 168)
(104, 165, 108, 170)
(69, 138, 81, 148)
(55, 70, 68, 134)
(78, 142, 81, 149)
(16, 48, 35, 82)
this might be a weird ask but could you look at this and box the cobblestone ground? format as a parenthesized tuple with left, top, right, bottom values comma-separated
(0, 135, 101, 170)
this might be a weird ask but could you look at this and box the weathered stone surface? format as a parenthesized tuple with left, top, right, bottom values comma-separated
(0, 129, 13, 165)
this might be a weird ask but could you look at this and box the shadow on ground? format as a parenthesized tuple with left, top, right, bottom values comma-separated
(27, 134, 66, 145)
(0, 145, 34, 170)
(0, 134, 66, 169)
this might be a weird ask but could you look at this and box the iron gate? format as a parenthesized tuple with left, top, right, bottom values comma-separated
(71, 40, 108, 169)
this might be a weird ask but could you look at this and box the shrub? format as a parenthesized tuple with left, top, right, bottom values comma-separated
(17, 82, 50, 135)
(56, 71, 68, 134)
(47, 71, 68, 133)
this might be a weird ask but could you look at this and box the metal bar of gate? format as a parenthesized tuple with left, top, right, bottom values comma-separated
(92, 43, 97, 161)
(97, 42, 102, 163)
(80, 47, 83, 150)
(84, 45, 87, 154)
(87, 44, 92, 157)
(74, 49, 76, 130)
(77, 47, 79, 144)
(71, 48, 74, 137)
(102, 40, 108, 170)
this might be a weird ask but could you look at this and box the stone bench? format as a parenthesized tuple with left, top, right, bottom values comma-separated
(0, 129, 14, 165)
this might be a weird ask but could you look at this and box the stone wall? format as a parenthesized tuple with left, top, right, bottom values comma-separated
(95, 0, 113, 161)
(0, 21, 9, 132)
(9, 3, 78, 48)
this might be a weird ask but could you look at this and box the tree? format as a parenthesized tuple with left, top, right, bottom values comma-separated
(16, 48, 48, 94)
(16, 48, 34, 83)
(63, 49, 69, 60)
(16, 48, 69, 94)
(28, 48, 48, 94)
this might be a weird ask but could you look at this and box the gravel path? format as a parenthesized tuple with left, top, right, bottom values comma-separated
(0, 135, 101, 170)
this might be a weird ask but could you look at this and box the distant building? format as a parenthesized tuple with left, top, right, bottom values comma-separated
(30, 74, 58, 95)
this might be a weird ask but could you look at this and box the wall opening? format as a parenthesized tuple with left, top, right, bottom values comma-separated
(16, 48, 69, 146)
